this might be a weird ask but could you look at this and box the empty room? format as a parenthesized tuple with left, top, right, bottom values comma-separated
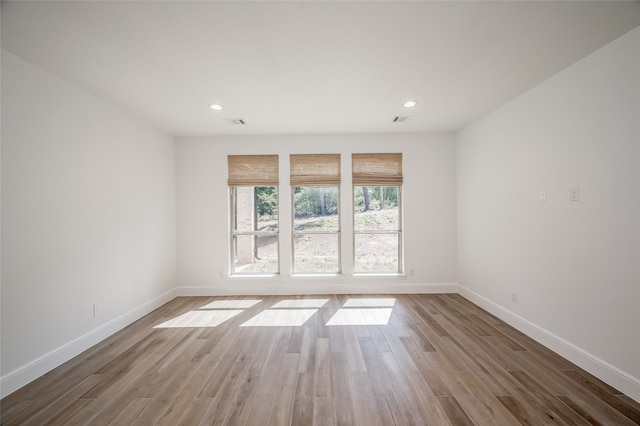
(1, 1, 639, 424)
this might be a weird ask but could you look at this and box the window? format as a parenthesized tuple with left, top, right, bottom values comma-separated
(228, 155, 279, 274)
(352, 153, 403, 274)
(290, 154, 341, 274)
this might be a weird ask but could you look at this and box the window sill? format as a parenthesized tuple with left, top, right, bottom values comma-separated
(226, 273, 408, 278)
(353, 272, 407, 278)
(290, 273, 342, 278)
(228, 273, 280, 278)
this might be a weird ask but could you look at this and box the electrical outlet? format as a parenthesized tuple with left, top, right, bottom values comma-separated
(409, 268, 415, 276)
(539, 189, 547, 201)
(511, 291, 518, 303)
(93, 304, 102, 316)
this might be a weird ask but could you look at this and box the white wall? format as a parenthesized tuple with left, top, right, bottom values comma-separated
(1, 51, 177, 396)
(176, 133, 457, 295)
(457, 27, 640, 400)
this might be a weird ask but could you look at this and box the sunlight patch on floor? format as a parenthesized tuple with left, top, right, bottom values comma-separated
(271, 299, 329, 308)
(240, 309, 318, 327)
(325, 308, 393, 326)
(154, 310, 244, 328)
(200, 299, 262, 309)
(154, 298, 397, 328)
(342, 298, 396, 307)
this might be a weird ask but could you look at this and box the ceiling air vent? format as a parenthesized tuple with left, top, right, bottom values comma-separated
(393, 115, 414, 123)
(225, 118, 246, 125)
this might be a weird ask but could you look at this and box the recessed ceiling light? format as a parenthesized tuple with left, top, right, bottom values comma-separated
(404, 100, 417, 108)
(209, 104, 223, 110)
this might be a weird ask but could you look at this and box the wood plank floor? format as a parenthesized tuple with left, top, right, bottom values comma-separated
(2, 294, 639, 425)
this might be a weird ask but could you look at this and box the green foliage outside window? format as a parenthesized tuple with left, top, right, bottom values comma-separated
(256, 187, 278, 219)
(293, 187, 339, 218)
(354, 186, 398, 212)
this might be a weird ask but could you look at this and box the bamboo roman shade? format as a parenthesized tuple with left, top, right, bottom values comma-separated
(290, 154, 341, 186)
(227, 155, 279, 186)
(352, 153, 403, 185)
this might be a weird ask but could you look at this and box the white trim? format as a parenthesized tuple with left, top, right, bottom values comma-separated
(0, 288, 177, 399)
(177, 283, 457, 296)
(458, 285, 640, 403)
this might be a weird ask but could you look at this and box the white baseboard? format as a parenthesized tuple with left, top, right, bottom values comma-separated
(177, 282, 458, 296)
(458, 285, 640, 403)
(0, 288, 177, 399)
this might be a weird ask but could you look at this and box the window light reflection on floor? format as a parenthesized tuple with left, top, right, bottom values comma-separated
(325, 308, 393, 326)
(239, 298, 328, 327)
(342, 298, 396, 307)
(154, 309, 245, 328)
(153, 297, 397, 328)
(200, 299, 262, 309)
(240, 309, 318, 327)
(154, 299, 263, 328)
(325, 297, 396, 326)
(271, 299, 329, 308)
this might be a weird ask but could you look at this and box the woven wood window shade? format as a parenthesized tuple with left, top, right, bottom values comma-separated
(227, 155, 279, 186)
(290, 154, 341, 186)
(352, 153, 403, 186)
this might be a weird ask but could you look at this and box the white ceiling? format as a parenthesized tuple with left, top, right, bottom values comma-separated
(2, 1, 640, 137)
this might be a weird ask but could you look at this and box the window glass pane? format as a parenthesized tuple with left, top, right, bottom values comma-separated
(354, 234, 399, 273)
(294, 234, 339, 273)
(231, 185, 279, 275)
(293, 187, 339, 231)
(256, 187, 279, 231)
(233, 235, 279, 273)
(353, 186, 399, 231)
(234, 187, 278, 232)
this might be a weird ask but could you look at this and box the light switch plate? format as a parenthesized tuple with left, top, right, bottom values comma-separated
(569, 186, 580, 201)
